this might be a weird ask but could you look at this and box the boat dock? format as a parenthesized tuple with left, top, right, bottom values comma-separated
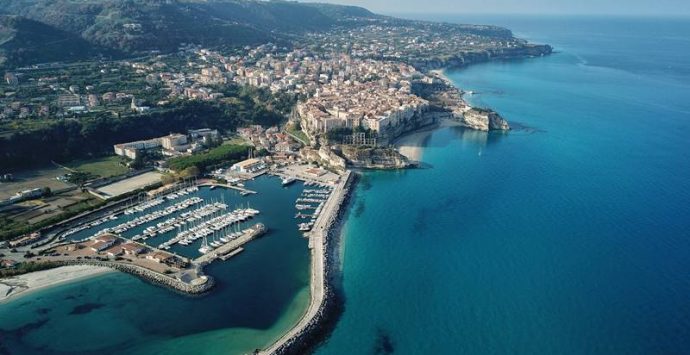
(199, 182, 257, 195)
(194, 223, 266, 265)
(219, 247, 244, 261)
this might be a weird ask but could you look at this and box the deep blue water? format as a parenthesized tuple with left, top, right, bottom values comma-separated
(318, 16, 690, 354)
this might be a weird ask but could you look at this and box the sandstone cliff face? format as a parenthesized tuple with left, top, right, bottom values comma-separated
(300, 147, 347, 171)
(338, 146, 411, 169)
(376, 111, 438, 145)
(458, 108, 510, 131)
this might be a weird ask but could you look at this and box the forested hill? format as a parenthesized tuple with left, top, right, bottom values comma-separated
(0, 15, 120, 68)
(0, 0, 380, 68)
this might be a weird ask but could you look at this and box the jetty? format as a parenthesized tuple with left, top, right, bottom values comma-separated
(261, 170, 353, 354)
(52, 259, 213, 295)
(198, 182, 257, 195)
(194, 223, 266, 264)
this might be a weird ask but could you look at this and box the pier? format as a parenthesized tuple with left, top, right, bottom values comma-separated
(198, 182, 257, 195)
(261, 170, 353, 354)
(194, 223, 266, 265)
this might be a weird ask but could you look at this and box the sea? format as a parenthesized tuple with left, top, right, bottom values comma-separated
(2, 15, 690, 355)
(317, 15, 690, 355)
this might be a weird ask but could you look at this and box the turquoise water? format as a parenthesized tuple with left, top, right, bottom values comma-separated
(318, 16, 690, 354)
(2, 16, 690, 355)
(0, 176, 312, 354)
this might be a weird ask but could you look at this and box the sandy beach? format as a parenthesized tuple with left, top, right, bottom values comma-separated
(393, 119, 464, 161)
(430, 68, 460, 89)
(0, 265, 114, 303)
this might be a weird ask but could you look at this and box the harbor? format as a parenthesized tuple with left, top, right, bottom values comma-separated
(2, 172, 326, 297)
(0, 167, 352, 354)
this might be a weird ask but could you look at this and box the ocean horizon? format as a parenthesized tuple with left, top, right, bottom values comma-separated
(317, 14, 690, 355)
(1, 14, 689, 355)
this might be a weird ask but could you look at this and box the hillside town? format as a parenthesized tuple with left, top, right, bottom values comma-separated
(0, 16, 540, 253)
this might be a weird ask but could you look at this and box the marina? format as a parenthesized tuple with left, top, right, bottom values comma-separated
(0, 168, 348, 354)
(195, 223, 267, 264)
(47, 170, 337, 270)
(50, 183, 273, 265)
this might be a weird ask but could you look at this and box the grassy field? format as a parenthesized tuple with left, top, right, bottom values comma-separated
(0, 165, 71, 200)
(223, 135, 249, 145)
(65, 156, 129, 178)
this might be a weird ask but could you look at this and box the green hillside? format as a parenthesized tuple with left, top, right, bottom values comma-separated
(0, 0, 379, 67)
(0, 15, 116, 68)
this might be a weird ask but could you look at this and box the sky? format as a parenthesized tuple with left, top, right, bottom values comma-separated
(302, 0, 690, 16)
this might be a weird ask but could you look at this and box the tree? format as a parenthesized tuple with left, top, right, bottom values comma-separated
(181, 166, 200, 178)
(129, 153, 146, 170)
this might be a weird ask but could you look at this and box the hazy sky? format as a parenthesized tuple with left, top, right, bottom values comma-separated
(304, 0, 690, 16)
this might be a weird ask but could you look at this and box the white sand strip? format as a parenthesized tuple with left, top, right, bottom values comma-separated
(0, 265, 113, 303)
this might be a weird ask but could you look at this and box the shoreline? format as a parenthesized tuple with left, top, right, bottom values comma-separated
(0, 265, 114, 303)
(392, 118, 466, 161)
(429, 68, 451, 84)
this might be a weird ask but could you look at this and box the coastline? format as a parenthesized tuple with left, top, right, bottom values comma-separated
(262, 63, 513, 355)
(0, 265, 114, 303)
(393, 118, 465, 161)
(429, 68, 451, 84)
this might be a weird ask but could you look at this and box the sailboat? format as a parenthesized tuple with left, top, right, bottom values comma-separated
(199, 235, 213, 254)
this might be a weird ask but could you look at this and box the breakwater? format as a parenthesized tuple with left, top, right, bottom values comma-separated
(51, 260, 214, 295)
(262, 171, 356, 354)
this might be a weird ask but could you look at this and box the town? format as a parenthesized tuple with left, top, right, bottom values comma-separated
(0, 16, 546, 276)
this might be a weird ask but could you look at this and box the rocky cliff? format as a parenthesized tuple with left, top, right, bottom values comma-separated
(409, 44, 553, 72)
(412, 77, 511, 131)
(299, 147, 347, 171)
(338, 146, 412, 169)
(459, 108, 510, 131)
(377, 111, 441, 145)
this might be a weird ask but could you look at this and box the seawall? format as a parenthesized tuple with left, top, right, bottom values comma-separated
(51, 260, 214, 295)
(261, 170, 356, 354)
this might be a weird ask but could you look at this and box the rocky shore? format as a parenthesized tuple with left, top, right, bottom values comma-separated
(417, 69, 512, 132)
(337, 146, 414, 169)
(262, 171, 356, 354)
(409, 44, 553, 71)
(50, 260, 215, 295)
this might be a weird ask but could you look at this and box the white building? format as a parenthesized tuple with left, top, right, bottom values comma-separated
(230, 158, 265, 173)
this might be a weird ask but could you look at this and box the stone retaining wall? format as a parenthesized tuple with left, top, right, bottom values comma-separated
(52, 260, 214, 295)
(270, 171, 357, 354)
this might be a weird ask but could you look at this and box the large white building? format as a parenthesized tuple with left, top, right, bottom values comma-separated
(114, 138, 162, 159)
(230, 158, 265, 173)
(161, 134, 188, 152)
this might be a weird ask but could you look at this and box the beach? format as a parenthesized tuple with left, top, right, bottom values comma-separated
(0, 265, 113, 303)
(393, 119, 464, 161)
